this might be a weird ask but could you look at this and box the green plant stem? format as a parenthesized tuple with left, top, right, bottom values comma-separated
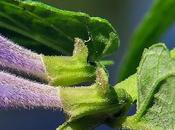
(114, 74, 137, 102)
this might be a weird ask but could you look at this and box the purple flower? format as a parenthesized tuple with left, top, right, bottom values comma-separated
(0, 35, 48, 82)
(0, 71, 62, 110)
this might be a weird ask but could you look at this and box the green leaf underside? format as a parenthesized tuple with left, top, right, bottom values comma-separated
(137, 44, 175, 117)
(141, 76, 175, 130)
(119, 0, 175, 81)
(0, 0, 119, 61)
(123, 44, 175, 130)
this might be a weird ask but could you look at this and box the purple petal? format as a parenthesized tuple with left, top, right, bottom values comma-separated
(0, 35, 48, 81)
(0, 71, 62, 110)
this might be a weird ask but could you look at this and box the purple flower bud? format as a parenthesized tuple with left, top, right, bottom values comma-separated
(0, 71, 62, 110)
(0, 35, 48, 82)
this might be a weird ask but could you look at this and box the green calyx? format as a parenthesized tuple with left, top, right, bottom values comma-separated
(57, 68, 132, 130)
(43, 38, 96, 86)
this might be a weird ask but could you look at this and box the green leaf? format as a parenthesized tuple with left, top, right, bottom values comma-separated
(99, 60, 114, 66)
(0, 0, 119, 61)
(136, 44, 174, 117)
(139, 76, 175, 130)
(105, 74, 137, 129)
(119, 0, 175, 81)
(114, 74, 137, 102)
(121, 44, 175, 130)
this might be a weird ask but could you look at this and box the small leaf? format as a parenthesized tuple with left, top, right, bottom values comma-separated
(114, 74, 137, 102)
(0, 0, 119, 61)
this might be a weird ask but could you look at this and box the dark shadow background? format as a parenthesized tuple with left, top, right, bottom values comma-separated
(1, 0, 175, 130)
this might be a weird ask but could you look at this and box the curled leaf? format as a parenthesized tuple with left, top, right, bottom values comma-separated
(0, 0, 119, 61)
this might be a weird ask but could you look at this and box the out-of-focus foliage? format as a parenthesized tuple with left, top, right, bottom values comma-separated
(119, 0, 175, 81)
